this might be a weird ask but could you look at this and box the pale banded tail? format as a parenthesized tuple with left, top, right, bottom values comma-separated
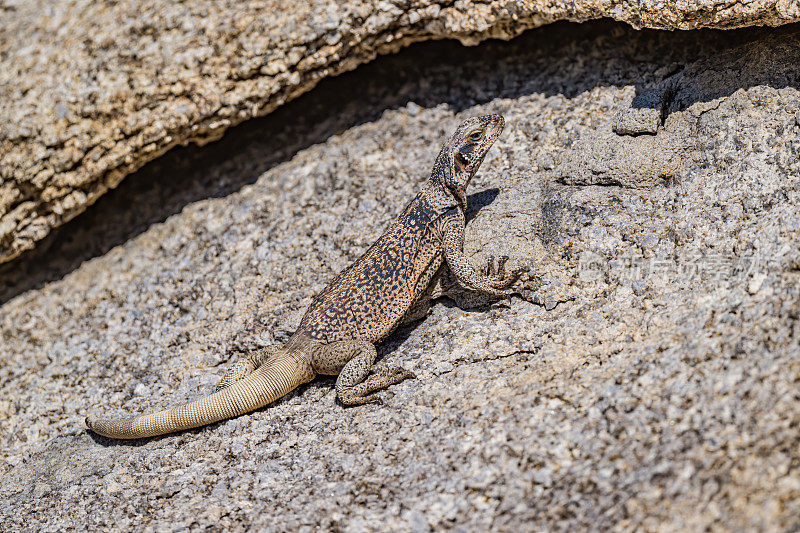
(86, 351, 314, 439)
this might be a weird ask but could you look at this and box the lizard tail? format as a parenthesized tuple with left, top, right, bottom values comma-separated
(85, 350, 315, 439)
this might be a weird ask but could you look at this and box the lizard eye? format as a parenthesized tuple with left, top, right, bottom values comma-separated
(468, 129, 483, 142)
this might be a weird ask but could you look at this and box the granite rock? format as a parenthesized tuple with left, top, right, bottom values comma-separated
(2, 0, 800, 263)
(1, 21, 800, 532)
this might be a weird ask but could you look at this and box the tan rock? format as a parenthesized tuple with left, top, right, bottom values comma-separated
(2, 21, 800, 530)
(1, 0, 798, 263)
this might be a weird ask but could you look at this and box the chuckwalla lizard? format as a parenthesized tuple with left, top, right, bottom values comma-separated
(86, 114, 522, 439)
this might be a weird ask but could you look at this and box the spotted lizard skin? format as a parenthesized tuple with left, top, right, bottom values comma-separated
(86, 114, 522, 439)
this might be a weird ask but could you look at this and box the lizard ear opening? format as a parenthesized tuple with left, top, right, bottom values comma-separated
(455, 152, 469, 168)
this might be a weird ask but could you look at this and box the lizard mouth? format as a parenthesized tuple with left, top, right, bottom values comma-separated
(485, 114, 505, 143)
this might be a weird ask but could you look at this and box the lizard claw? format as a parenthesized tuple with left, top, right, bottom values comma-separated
(484, 256, 528, 290)
(484, 255, 508, 278)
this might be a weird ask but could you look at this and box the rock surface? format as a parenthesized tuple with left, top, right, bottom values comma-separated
(2, 1, 800, 264)
(2, 20, 800, 532)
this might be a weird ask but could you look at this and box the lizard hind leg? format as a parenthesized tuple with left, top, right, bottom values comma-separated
(216, 346, 278, 391)
(326, 340, 415, 406)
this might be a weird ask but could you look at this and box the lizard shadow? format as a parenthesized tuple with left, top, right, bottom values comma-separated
(6, 21, 797, 304)
(463, 188, 500, 224)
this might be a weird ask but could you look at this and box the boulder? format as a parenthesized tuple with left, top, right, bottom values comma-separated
(1, 0, 799, 262)
(1, 22, 799, 530)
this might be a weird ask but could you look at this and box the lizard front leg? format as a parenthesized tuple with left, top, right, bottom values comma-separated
(320, 340, 415, 405)
(442, 216, 524, 297)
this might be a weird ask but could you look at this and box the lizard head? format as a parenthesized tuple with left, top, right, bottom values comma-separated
(434, 114, 505, 210)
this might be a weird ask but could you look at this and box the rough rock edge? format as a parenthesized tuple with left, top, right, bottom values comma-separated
(1, 1, 799, 264)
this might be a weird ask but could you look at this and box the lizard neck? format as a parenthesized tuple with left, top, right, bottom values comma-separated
(429, 142, 468, 211)
(420, 180, 463, 216)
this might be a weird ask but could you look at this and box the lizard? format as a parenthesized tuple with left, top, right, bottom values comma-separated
(86, 113, 523, 439)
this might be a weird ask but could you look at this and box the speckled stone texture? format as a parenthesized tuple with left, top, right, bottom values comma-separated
(1, 20, 800, 532)
(2, 1, 800, 264)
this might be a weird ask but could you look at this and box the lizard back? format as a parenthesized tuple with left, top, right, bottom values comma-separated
(297, 190, 447, 345)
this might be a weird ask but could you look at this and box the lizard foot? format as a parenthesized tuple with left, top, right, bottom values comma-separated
(338, 365, 415, 406)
